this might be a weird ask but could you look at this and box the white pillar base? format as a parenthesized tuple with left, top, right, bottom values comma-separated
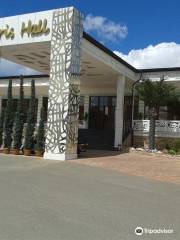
(43, 153, 77, 161)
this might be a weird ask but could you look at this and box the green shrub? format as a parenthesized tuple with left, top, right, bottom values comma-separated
(168, 149, 176, 155)
(174, 140, 180, 153)
(13, 77, 24, 149)
(166, 140, 180, 155)
(24, 80, 36, 150)
(4, 80, 14, 149)
(35, 107, 45, 152)
(13, 110, 24, 149)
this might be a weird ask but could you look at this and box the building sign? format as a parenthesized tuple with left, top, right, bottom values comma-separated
(21, 19, 50, 37)
(0, 25, 15, 39)
(0, 19, 50, 40)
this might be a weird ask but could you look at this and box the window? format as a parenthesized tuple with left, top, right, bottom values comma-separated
(89, 96, 116, 129)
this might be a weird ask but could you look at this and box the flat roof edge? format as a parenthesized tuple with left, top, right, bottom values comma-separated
(83, 32, 138, 73)
(0, 74, 49, 80)
(83, 32, 180, 74)
(139, 67, 180, 73)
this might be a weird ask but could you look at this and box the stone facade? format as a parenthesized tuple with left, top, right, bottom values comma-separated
(134, 136, 180, 150)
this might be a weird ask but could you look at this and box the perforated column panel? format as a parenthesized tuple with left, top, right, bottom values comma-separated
(44, 7, 83, 160)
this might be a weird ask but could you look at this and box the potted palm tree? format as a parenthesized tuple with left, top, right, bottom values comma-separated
(136, 77, 178, 151)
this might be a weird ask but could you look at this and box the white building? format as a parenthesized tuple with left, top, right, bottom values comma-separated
(0, 7, 180, 160)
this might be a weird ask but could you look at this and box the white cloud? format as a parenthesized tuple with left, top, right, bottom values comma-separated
(84, 14, 128, 43)
(2, 41, 180, 75)
(0, 58, 41, 76)
(114, 42, 180, 69)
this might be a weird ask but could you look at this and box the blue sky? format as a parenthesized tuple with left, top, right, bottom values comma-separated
(1, 0, 180, 74)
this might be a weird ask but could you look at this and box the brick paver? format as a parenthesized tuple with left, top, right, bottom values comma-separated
(73, 150, 180, 184)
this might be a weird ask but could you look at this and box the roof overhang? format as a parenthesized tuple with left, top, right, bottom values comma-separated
(0, 8, 180, 80)
(0, 8, 136, 82)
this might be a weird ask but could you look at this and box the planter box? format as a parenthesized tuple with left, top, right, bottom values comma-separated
(24, 149, 31, 156)
(35, 150, 43, 157)
(12, 149, 19, 155)
(3, 148, 10, 154)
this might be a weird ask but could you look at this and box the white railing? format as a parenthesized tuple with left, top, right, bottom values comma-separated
(133, 120, 180, 138)
(133, 120, 149, 132)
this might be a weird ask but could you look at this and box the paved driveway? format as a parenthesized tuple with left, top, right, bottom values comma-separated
(76, 150, 180, 184)
(0, 154, 179, 240)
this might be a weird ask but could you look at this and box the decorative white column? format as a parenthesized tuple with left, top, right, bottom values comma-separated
(44, 7, 83, 161)
(37, 96, 43, 123)
(114, 75, 125, 148)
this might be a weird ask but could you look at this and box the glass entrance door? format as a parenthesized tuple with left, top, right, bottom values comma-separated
(89, 96, 116, 129)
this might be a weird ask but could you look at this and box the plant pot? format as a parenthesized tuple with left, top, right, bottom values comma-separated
(3, 148, 10, 154)
(24, 149, 31, 156)
(12, 148, 19, 155)
(35, 150, 43, 157)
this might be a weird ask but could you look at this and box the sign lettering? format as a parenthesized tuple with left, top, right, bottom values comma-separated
(0, 19, 50, 40)
(0, 25, 15, 39)
(21, 19, 50, 37)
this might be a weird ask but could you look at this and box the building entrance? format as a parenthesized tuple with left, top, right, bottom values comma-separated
(89, 96, 116, 129)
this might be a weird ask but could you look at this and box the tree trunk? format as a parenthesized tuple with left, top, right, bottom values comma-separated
(148, 107, 156, 151)
(149, 116, 156, 150)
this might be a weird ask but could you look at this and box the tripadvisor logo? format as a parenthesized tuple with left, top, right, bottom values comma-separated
(135, 227, 143, 236)
(135, 226, 174, 236)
